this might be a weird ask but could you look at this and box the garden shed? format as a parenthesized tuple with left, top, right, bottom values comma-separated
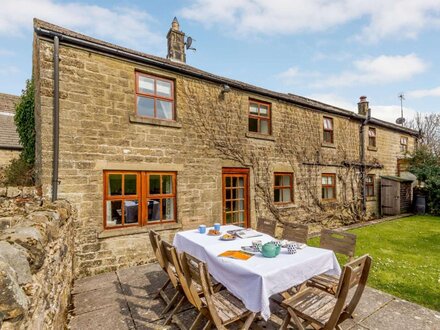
(380, 176, 414, 216)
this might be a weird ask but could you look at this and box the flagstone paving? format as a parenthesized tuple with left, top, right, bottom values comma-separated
(68, 263, 440, 330)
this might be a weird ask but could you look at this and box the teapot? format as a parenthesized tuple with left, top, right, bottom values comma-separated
(258, 242, 281, 258)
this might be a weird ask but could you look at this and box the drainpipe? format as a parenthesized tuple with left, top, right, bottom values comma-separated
(52, 36, 60, 202)
(359, 108, 371, 213)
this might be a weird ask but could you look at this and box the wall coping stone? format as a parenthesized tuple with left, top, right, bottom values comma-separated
(97, 222, 182, 239)
(129, 114, 183, 128)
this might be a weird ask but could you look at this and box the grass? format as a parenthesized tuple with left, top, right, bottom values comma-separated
(308, 215, 440, 311)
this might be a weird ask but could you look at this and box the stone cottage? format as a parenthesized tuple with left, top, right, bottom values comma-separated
(32, 18, 418, 277)
(0, 93, 21, 168)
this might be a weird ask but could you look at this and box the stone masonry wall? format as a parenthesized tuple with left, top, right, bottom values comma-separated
(0, 188, 74, 329)
(33, 34, 417, 277)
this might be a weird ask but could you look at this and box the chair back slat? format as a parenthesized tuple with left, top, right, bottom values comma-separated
(282, 223, 309, 243)
(320, 229, 356, 259)
(257, 217, 277, 236)
(179, 252, 205, 309)
(199, 261, 224, 327)
(160, 240, 180, 288)
(149, 230, 166, 269)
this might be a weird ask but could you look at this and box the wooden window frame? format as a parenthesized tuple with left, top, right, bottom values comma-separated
(274, 172, 294, 205)
(366, 174, 375, 197)
(400, 136, 408, 153)
(135, 72, 175, 121)
(248, 99, 271, 135)
(103, 171, 177, 230)
(368, 127, 376, 147)
(323, 117, 334, 144)
(321, 173, 336, 201)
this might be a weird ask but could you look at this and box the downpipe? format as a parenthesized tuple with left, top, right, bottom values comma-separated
(51, 35, 60, 202)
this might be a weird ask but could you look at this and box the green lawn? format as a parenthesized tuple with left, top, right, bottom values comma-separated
(308, 216, 440, 311)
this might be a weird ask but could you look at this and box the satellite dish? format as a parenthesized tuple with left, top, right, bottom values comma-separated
(185, 36, 196, 51)
(396, 117, 406, 125)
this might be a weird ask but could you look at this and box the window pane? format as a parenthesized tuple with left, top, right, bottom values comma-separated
(162, 175, 173, 194)
(322, 176, 328, 185)
(237, 188, 244, 199)
(324, 131, 333, 143)
(249, 103, 258, 114)
(156, 80, 172, 98)
(232, 177, 238, 187)
(226, 177, 231, 187)
(124, 175, 137, 195)
(328, 176, 333, 185)
(147, 199, 160, 222)
(162, 198, 174, 220)
(124, 200, 139, 223)
(282, 175, 291, 186)
(274, 189, 281, 202)
(149, 175, 160, 194)
(156, 100, 173, 119)
(249, 117, 258, 132)
(137, 96, 154, 117)
(226, 189, 231, 200)
(326, 187, 334, 199)
(226, 213, 232, 224)
(260, 120, 269, 134)
(260, 104, 269, 116)
(368, 128, 376, 137)
(138, 75, 154, 94)
(238, 177, 244, 187)
(282, 188, 291, 202)
(106, 200, 122, 226)
(324, 118, 333, 129)
(109, 174, 122, 196)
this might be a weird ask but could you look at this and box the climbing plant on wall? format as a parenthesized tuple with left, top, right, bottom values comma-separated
(15, 78, 35, 166)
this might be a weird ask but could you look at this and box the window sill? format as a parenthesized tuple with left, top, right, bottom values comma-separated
(321, 142, 336, 149)
(98, 222, 182, 239)
(245, 132, 275, 141)
(129, 115, 183, 128)
(367, 146, 378, 152)
(275, 203, 298, 210)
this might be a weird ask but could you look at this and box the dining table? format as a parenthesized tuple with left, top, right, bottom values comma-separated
(173, 225, 341, 321)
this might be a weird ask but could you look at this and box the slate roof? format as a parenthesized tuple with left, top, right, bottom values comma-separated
(33, 19, 419, 136)
(0, 93, 21, 150)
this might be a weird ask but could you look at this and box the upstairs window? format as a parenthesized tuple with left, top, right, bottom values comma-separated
(366, 174, 375, 197)
(136, 72, 174, 120)
(400, 137, 408, 153)
(274, 173, 293, 204)
(323, 117, 334, 144)
(249, 100, 271, 135)
(322, 173, 336, 200)
(368, 127, 377, 147)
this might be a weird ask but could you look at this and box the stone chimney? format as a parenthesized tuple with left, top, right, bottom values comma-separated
(358, 96, 369, 116)
(167, 17, 186, 63)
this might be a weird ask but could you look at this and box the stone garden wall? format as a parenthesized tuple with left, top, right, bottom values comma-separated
(0, 187, 74, 330)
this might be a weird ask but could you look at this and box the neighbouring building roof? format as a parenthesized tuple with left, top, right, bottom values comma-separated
(0, 93, 22, 150)
(381, 175, 414, 182)
(33, 19, 419, 137)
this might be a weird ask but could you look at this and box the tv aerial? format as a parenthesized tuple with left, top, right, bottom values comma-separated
(396, 92, 406, 126)
(185, 36, 196, 51)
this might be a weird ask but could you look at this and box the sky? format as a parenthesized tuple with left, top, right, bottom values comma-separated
(1, 0, 440, 124)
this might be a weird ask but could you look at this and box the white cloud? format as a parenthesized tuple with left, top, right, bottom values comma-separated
(276, 66, 320, 85)
(180, 0, 440, 41)
(307, 93, 356, 111)
(408, 86, 440, 98)
(372, 105, 417, 124)
(0, 0, 162, 51)
(0, 49, 15, 56)
(0, 65, 20, 76)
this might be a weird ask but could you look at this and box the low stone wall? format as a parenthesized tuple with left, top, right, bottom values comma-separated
(0, 190, 75, 329)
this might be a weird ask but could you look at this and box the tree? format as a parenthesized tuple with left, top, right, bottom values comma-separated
(14, 78, 35, 165)
(406, 112, 440, 156)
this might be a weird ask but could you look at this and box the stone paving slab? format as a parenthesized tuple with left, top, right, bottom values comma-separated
(69, 263, 440, 330)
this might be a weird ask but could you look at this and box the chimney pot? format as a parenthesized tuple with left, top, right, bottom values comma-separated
(167, 17, 186, 63)
(358, 95, 369, 116)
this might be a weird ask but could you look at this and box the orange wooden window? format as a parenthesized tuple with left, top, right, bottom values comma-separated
(323, 117, 334, 144)
(103, 171, 177, 229)
(366, 174, 375, 197)
(400, 137, 408, 152)
(368, 127, 376, 147)
(274, 173, 294, 204)
(135, 72, 175, 120)
(322, 173, 336, 200)
(249, 100, 271, 135)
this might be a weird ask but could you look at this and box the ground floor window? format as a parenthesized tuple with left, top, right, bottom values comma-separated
(322, 173, 336, 200)
(274, 172, 293, 204)
(104, 171, 176, 229)
(366, 174, 375, 197)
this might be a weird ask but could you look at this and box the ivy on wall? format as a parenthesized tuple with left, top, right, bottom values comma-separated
(15, 78, 35, 166)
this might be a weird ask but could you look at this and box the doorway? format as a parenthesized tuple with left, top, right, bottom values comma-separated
(222, 168, 249, 227)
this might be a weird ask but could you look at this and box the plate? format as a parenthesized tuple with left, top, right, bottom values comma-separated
(220, 234, 236, 241)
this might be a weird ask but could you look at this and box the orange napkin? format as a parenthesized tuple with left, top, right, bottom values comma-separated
(218, 250, 253, 261)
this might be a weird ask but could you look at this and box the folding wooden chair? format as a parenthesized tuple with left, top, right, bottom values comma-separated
(256, 217, 277, 237)
(148, 230, 176, 312)
(308, 229, 357, 294)
(176, 252, 256, 330)
(280, 255, 372, 330)
(282, 223, 309, 243)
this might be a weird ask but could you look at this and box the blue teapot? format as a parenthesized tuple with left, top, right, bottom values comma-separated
(258, 242, 281, 258)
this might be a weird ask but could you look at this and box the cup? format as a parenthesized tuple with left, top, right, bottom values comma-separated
(199, 225, 206, 234)
(214, 223, 221, 231)
(287, 243, 297, 254)
(272, 240, 282, 248)
(252, 240, 262, 251)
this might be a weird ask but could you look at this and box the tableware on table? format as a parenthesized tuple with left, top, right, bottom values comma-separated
(208, 229, 221, 236)
(280, 240, 289, 248)
(214, 223, 221, 231)
(287, 243, 297, 254)
(241, 246, 259, 254)
(271, 240, 282, 248)
(258, 242, 281, 258)
(252, 239, 263, 250)
(220, 233, 236, 241)
(199, 225, 206, 234)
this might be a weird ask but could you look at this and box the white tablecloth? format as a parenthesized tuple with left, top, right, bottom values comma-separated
(173, 225, 341, 320)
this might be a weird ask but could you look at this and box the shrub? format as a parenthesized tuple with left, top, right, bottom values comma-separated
(4, 158, 34, 186)
(15, 78, 35, 166)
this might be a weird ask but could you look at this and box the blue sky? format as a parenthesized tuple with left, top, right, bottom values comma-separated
(1, 0, 440, 123)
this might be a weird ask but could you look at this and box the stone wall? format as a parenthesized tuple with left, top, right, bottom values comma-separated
(0, 189, 74, 329)
(0, 149, 20, 167)
(33, 31, 417, 277)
